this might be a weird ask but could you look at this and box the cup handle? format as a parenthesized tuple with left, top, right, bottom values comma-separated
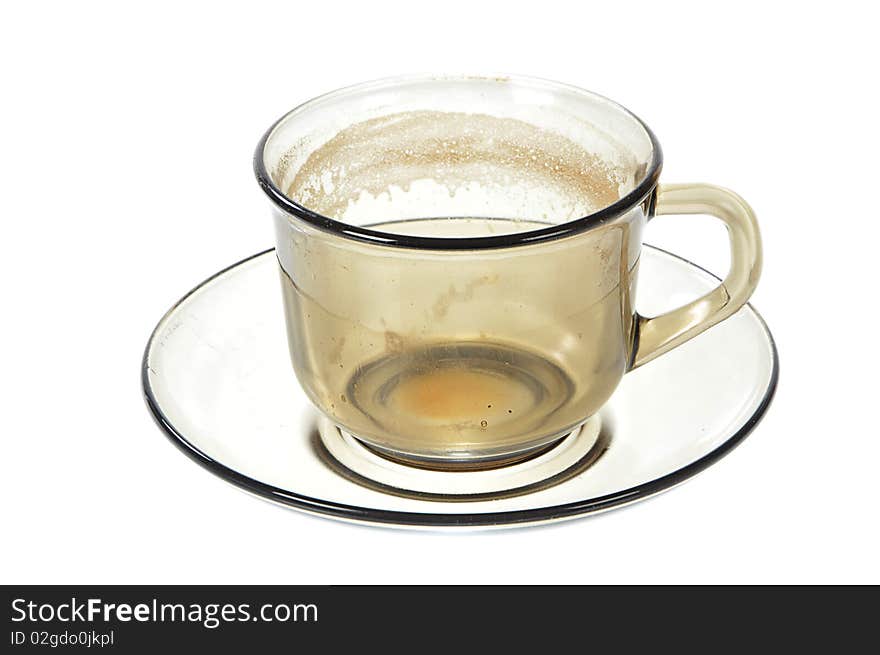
(630, 183, 762, 369)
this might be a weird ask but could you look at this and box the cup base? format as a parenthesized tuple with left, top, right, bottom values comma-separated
(355, 435, 570, 472)
(316, 415, 606, 500)
(340, 340, 580, 469)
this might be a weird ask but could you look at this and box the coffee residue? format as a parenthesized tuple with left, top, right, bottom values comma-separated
(279, 110, 630, 221)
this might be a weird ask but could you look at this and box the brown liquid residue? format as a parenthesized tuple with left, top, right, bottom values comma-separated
(281, 111, 630, 219)
(432, 274, 498, 320)
(391, 368, 515, 421)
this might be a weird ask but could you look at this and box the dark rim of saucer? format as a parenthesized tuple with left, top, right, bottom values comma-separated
(253, 74, 664, 251)
(141, 246, 779, 528)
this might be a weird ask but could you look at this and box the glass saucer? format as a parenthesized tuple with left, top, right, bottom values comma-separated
(142, 246, 778, 529)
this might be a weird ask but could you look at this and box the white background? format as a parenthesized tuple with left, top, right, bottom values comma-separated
(2, 1, 878, 584)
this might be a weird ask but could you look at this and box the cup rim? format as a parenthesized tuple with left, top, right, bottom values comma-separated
(253, 73, 663, 250)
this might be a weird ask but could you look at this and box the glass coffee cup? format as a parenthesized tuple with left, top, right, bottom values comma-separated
(255, 75, 761, 469)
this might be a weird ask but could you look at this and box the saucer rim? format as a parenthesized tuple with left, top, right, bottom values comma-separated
(141, 246, 779, 527)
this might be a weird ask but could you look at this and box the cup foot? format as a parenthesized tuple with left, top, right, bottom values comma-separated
(356, 435, 570, 472)
(316, 415, 607, 500)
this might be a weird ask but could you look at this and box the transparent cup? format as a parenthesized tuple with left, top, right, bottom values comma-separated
(255, 75, 761, 469)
